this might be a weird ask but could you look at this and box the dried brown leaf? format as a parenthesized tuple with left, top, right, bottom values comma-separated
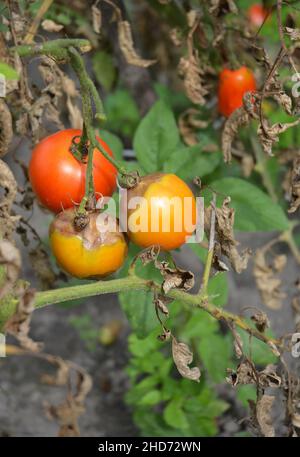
(172, 337, 200, 382)
(258, 365, 281, 388)
(5, 286, 41, 352)
(118, 20, 156, 68)
(205, 198, 251, 273)
(258, 119, 300, 156)
(256, 395, 275, 437)
(29, 247, 56, 289)
(41, 19, 64, 33)
(0, 240, 21, 299)
(285, 27, 300, 41)
(178, 54, 207, 105)
(288, 156, 300, 213)
(251, 311, 270, 333)
(178, 108, 208, 146)
(0, 100, 13, 157)
(157, 261, 194, 294)
(254, 250, 286, 310)
(222, 108, 251, 163)
(92, 4, 102, 34)
(41, 356, 70, 386)
(209, 0, 238, 15)
(0, 160, 19, 239)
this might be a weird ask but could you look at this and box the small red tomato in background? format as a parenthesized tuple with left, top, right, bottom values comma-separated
(218, 66, 257, 117)
(29, 129, 117, 213)
(248, 4, 269, 27)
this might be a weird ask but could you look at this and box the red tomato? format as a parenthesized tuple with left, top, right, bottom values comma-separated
(218, 66, 257, 117)
(29, 129, 117, 213)
(248, 4, 269, 27)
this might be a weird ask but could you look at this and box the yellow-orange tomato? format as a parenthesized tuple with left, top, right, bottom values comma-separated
(218, 66, 257, 117)
(123, 173, 196, 251)
(50, 208, 127, 279)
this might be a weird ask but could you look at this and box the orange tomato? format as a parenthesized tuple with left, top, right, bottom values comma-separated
(123, 173, 196, 251)
(50, 208, 127, 279)
(218, 66, 257, 117)
(29, 129, 117, 213)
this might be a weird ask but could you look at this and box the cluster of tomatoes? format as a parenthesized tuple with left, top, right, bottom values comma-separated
(29, 130, 197, 278)
(29, 4, 262, 279)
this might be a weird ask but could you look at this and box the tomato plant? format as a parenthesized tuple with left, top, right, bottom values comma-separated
(50, 208, 127, 279)
(218, 67, 257, 117)
(29, 129, 117, 213)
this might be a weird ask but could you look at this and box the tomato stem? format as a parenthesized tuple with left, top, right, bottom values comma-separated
(29, 274, 282, 350)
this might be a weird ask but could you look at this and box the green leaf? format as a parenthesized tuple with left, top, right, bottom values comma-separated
(133, 100, 180, 173)
(239, 329, 277, 366)
(203, 177, 289, 231)
(237, 385, 257, 408)
(164, 146, 221, 181)
(164, 398, 189, 430)
(98, 129, 123, 161)
(92, 51, 116, 92)
(139, 390, 161, 406)
(105, 89, 139, 138)
(0, 62, 19, 80)
(198, 333, 233, 383)
(119, 289, 158, 338)
(207, 273, 228, 307)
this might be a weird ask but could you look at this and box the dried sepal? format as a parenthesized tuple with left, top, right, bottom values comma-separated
(172, 337, 200, 382)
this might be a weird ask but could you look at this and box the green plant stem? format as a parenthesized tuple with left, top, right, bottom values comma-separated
(13, 39, 91, 59)
(201, 193, 216, 296)
(279, 224, 300, 265)
(32, 275, 280, 348)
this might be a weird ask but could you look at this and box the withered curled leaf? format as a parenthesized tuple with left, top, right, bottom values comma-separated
(157, 261, 194, 294)
(0, 240, 21, 299)
(256, 395, 275, 437)
(226, 360, 256, 386)
(285, 27, 300, 41)
(209, 0, 238, 15)
(0, 99, 13, 157)
(0, 160, 19, 239)
(5, 286, 41, 352)
(118, 21, 156, 68)
(205, 197, 251, 273)
(251, 311, 270, 333)
(41, 19, 64, 33)
(172, 337, 200, 382)
(288, 156, 300, 214)
(178, 53, 207, 106)
(258, 119, 300, 156)
(221, 108, 251, 163)
(178, 108, 208, 146)
(253, 250, 286, 310)
(91, 4, 102, 34)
